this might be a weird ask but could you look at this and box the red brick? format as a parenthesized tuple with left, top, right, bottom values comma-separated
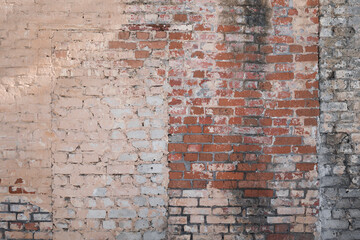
(170, 172, 183, 179)
(243, 118, 259, 127)
(235, 108, 264, 116)
(170, 42, 183, 49)
(169, 180, 191, 188)
(218, 99, 245, 106)
(214, 136, 242, 143)
(268, 35, 294, 44)
(25, 223, 39, 231)
(136, 32, 150, 40)
(296, 163, 317, 171)
(211, 181, 238, 189)
(184, 153, 198, 161)
(203, 145, 232, 152)
(118, 31, 130, 39)
(207, 107, 234, 115)
(109, 41, 136, 49)
(169, 126, 187, 134)
(188, 144, 202, 152)
(190, 107, 204, 115)
(213, 52, 234, 60)
(266, 55, 293, 63)
(216, 172, 244, 180)
(289, 45, 303, 53)
(243, 136, 272, 144)
(263, 128, 289, 136)
(274, 137, 302, 145)
(235, 90, 262, 98)
(295, 90, 318, 99)
(275, 172, 303, 180)
(292, 145, 316, 154)
(135, 50, 150, 59)
(233, 145, 262, 152)
(183, 117, 197, 124)
(169, 163, 186, 171)
(244, 189, 273, 197)
(139, 41, 167, 49)
(237, 163, 267, 171)
(229, 117, 243, 125)
(184, 172, 213, 180)
(193, 70, 205, 78)
(193, 181, 207, 189)
(169, 143, 187, 152)
(169, 153, 182, 161)
(304, 118, 317, 126)
(199, 153, 213, 161)
(208, 163, 235, 171)
(296, 54, 318, 62)
(123, 60, 143, 68)
(238, 181, 267, 188)
(307, 0, 319, 6)
(169, 32, 192, 40)
(217, 25, 241, 32)
(273, 17, 293, 25)
(296, 109, 319, 117)
(275, 224, 290, 233)
(187, 126, 202, 133)
(195, 24, 212, 31)
(216, 62, 242, 68)
(246, 172, 274, 181)
(265, 109, 293, 117)
(266, 72, 294, 80)
(264, 146, 291, 154)
(184, 135, 212, 143)
(174, 14, 187, 22)
(155, 32, 167, 38)
(214, 153, 228, 161)
(191, 51, 205, 59)
(230, 153, 243, 162)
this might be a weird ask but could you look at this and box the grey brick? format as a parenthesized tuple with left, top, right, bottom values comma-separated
(139, 152, 162, 162)
(143, 231, 166, 240)
(116, 232, 141, 240)
(126, 130, 147, 139)
(86, 210, 106, 219)
(146, 96, 163, 106)
(149, 197, 165, 207)
(135, 219, 149, 230)
(137, 164, 163, 174)
(141, 186, 165, 195)
(109, 209, 136, 218)
(93, 188, 107, 197)
(103, 220, 116, 229)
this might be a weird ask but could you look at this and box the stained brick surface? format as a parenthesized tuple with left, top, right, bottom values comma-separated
(320, 0, 360, 239)
(0, 0, 353, 239)
(167, 0, 320, 239)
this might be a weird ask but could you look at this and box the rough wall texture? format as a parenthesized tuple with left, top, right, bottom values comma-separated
(0, 0, 357, 239)
(319, 0, 360, 239)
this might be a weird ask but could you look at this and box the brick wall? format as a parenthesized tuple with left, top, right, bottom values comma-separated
(1, 0, 357, 239)
(319, 0, 360, 239)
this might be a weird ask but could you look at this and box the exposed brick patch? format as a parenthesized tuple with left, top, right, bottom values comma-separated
(0, 202, 52, 240)
(167, 0, 319, 238)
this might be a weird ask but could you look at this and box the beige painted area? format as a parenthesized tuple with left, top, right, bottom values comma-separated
(0, 0, 169, 238)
